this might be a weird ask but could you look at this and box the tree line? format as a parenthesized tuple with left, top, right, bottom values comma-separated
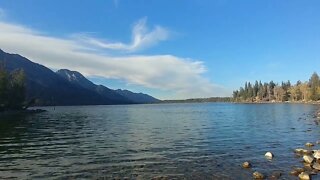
(0, 66, 26, 111)
(233, 72, 320, 102)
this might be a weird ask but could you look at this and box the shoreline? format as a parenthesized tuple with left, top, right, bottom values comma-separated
(233, 101, 320, 105)
(0, 109, 46, 116)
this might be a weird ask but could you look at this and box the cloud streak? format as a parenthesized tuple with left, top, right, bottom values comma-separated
(0, 19, 228, 99)
(77, 18, 169, 52)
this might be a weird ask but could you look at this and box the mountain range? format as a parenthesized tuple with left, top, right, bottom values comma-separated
(0, 49, 160, 106)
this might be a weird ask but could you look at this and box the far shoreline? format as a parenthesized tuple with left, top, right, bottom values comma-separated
(0, 109, 46, 117)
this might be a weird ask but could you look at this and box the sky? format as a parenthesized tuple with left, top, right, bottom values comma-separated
(0, 0, 319, 100)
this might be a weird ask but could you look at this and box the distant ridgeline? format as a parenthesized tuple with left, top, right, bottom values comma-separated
(233, 72, 320, 103)
(0, 49, 160, 106)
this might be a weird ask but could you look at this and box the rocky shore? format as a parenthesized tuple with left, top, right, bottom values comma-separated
(242, 110, 320, 179)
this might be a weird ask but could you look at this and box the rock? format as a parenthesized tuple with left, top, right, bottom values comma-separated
(304, 163, 313, 170)
(303, 155, 314, 164)
(270, 171, 282, 179)
(298, 172, 310, 180)
(317, 141, 320, 144)
(242, 161, 251, 168)
(253, 171, 264, 179)
(305, 142, 314, 147)
(290, 170, 301, 176)
(312, 162, 320, 170)
(265, 152, 274, 159)
(303, 150, 313, 155)
(313, 150, 320, 159)
(290, 170, 299, 176)
(295, 149, 312, 155)
(295, 148, 305, 153)
(290, 168, 305, 176)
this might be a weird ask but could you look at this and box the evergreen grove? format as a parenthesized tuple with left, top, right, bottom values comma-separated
(0, 66, 26, 111)
(233, 72, 320, 102)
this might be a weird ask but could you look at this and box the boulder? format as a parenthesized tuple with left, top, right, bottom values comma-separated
(303, 155, 314, 164)
(253, 171, 264, 179)
(298, 172, 310, 180)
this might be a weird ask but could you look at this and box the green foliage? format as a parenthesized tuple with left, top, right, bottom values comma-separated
(233, 72, 320, 102)
(0, 66, 26, 111)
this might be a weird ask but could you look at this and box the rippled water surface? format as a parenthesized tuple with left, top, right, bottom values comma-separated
(1, 103, 320, 179)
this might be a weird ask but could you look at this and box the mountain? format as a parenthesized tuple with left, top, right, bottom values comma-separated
(115, 89, 160, 103)
(56, 69, 160, 104)
(0, 49, 159, 105)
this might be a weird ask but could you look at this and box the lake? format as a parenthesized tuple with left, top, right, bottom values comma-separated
(0, 103, 319, 179)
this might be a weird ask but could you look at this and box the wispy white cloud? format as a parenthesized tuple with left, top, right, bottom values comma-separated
(76, 17, 170, 52)
(0, 20, 229, 99)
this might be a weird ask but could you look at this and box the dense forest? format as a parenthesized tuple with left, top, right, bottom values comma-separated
(233, 72, 320, 102)
(0, 66, 26, 111)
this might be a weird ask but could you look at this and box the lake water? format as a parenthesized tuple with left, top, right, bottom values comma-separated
(0, 103, 320, 179)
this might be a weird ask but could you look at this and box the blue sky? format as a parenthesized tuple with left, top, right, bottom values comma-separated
(0, 0, 319, 99)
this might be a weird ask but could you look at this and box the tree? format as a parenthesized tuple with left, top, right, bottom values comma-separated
(232, 72, 320, 102)
(0, 66, 9, 109)
(298, 82, 310, 101)
(289, 85, 302, 101)
(309, 72, 320, 101)
(7, 69, 26, 109)
(274, 86, 285, 102)
(0, 68, 26, 111)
